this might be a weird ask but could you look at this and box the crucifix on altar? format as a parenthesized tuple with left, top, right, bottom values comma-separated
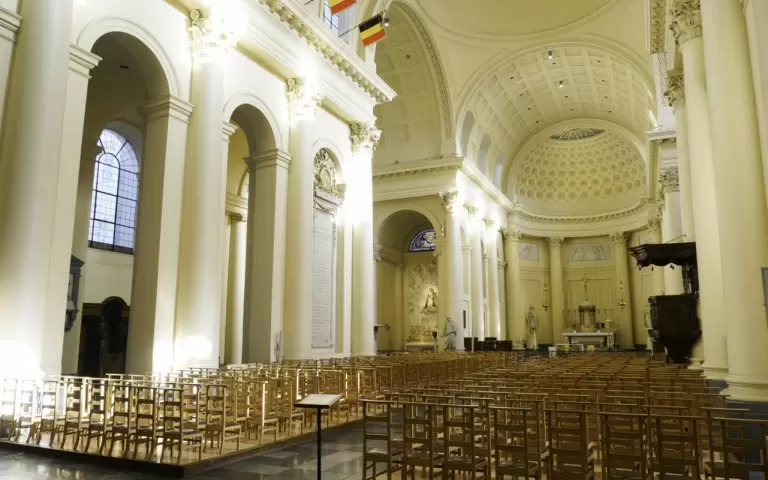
(578, 275, 597, 332)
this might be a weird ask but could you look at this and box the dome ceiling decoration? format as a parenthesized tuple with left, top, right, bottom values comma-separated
(514, 130, 645, 216)
(550, 127, 605, 141)
(416, 0, 616, 38)
(463, 45, 655, 164)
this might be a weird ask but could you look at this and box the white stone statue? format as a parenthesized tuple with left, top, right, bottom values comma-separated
(525, 305, 539, 349)
(442, 317, 456, 352)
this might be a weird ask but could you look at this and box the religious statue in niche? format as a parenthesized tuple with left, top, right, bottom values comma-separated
(407, 259, 439, 342)
(442, 317, 456, 351)
(525, 305, 539, 350)
(313, 149, 339, 196)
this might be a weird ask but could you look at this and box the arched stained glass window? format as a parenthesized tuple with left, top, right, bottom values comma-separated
(409, 228, 437, 252)
(89, 129, 140, 254)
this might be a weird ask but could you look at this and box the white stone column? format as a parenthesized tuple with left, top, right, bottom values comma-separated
(0, 0, 79, 377)
(61, 139, 102, 374)
(505, 229, 525, 345)
(664, 75, 696, 240)
(283, 78, 321, 360)
(441, 192, 465, 351)
(220, 214, 230, 365)
(743, 0, 768, 209)
(349, 123, 380, 356)
(127, 97, 193, 374)
(548, 237, 565, 342)
(701, 0, 768, 401)
(242, 149, 291, 363)
(610, 233, 634, 347)
(467, 206, 485, 340)
(659, 168, 685, 295)
(671, 0, 728, 379)
(647, 217, 666, 295)
(393, 262, 404, 351)
(484, 221, 501, 339)
(174, 11, 231, 368)
(225, 212, 247, 365)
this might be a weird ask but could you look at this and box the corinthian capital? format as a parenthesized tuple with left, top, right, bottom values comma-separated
(188, 8, 240, 61)
(286, 77, 323, 121)
(350, 122, 382, 152)
(669, 0, 702, 45)
(440, 191, 461, 212)
(659, 167, 680, 192)
(648, 217, 662, 233)
(610, 232, 627, 246)
(664, 72, 686, 110)
(548, 237, 564, 248)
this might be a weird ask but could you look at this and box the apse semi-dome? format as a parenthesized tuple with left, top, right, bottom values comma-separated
(513, 129, 645, 216)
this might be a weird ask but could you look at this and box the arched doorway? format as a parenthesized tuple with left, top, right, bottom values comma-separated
(78, 297, 130, 377)
(376, 209, 440, 352)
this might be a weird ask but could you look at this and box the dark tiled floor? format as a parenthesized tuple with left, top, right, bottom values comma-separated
(0, 425, 364, 479)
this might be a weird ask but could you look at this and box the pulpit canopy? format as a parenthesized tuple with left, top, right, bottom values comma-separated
(628, 242, 699, 295)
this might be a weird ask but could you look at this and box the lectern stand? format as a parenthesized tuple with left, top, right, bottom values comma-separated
(295, 393, 344, 480)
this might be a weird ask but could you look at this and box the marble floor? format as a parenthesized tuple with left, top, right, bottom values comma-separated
(0, 424, 366, 480)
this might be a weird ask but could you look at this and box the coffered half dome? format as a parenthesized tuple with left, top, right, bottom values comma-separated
(511, 127, 646, 216)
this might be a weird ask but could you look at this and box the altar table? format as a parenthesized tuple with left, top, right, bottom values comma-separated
(562, 331, 615, 349)
(405, 342, 437, 353)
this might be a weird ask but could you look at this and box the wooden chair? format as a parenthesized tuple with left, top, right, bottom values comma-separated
(441, 403, 489, 479)
(107, 381, 134, 457)
(599, 410, 650, 479)
(648, 414, 701, 479)
(492, 406, 539, 479)
(545, 408, 596, 480)
(131, 384, 160, 460)
(159, 387, 203, 464)
(82, 379, 111, 453)
(59, 377, 88, 450)
(362, 400, 402, 480)
(34, 379, 65, 446)
(402, 402, 443, 479)
(705, 416, 768, 480)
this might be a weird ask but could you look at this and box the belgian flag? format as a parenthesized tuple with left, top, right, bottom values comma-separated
(329, 0, 356, 15)
(359, 14, 386, 47)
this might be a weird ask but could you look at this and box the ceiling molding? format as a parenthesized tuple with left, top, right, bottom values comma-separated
(390, 2, 454, 139)
(648, 0, 668, 54)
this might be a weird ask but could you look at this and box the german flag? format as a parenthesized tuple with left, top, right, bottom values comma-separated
(329, 0, 356, 15)
(359, 14, 386, 47)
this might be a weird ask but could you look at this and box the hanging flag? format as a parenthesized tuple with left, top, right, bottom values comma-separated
(330, 0, 356, 15)
(359, 14, 386, 47)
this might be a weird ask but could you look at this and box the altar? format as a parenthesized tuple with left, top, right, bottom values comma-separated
(562, 331, 615, 349)
(405, 342, 437, 353)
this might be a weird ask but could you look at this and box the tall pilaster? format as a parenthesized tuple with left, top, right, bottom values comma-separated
(505, 229, 524, 345)
(174, 8, 235, 368)
(243, 149, 291, 363)
(283, 78, 321, 360)
(659, 168, 685, 294)
(349, 122, 381, 356)
(670, 0, 728, 379)
(610, 233, 634, 347)
(467, 206, 485, 341)
(548, 237, 565, 342)
(647, 217, 666, 295)
(0, 0, 75, 376)
(484, 220, 501, 339)
(664, 74, 696, 240)
(701, 0, 768, 401)
(441, 192, 465, 351)
(226, 212, 247, 365)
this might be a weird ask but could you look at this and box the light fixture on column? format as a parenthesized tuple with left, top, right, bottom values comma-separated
(383, 16, 390, 27)
(618, 280, 627, 310)
(558, 80, 565, 88)
(542, 283, 550, 312)
(547, 50, 553, 60)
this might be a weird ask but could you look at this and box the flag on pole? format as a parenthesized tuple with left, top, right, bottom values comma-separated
(329, 0, 356, 15)
(359, 14, 386, 47)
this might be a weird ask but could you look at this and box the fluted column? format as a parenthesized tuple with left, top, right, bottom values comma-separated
(393, 262, 405, 351)
(441, 192, 465, 351)
(701, 0, 768, 401)
(283, 78, 321, 360)
(659, 168, 685, 294)
(647, 218, 666, 295)
(484, 221, 501, 339)
(0, 0, 78, 376)
(225, 212, 247, 365)
(174, 9, 235, 368)
(349, 123, 380, 356)
(664, 74, 696, 240)
(610, 233, 634, 347)
(467, 206, 485, 341)
(548, 237, 565, 342)
(670, 0, 728, 378)
(505, 229, 524, 345)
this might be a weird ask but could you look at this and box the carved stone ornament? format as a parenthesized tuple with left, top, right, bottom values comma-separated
(659, 167, 680, 191)
(610, 232, 627, 246)
(286, 77, 323, 119)
(506, 229, 523, 241)
(313, 149, 339, 196)
(350, 123, 382, 152)
(440, 191, 461, 212)
(188, 8, 239, 60)
(548, 237, 564, 248)
(648, 217, 662, 233)
(669, 0, 702, 45)
(664, 73, 686, 110)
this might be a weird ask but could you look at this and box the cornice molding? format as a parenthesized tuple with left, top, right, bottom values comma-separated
(516, 199, 649, 224)
(0, 7, 21, 44)
(669, 0, 702, 46)
(648, 0, 668, 54)
(226, 192, 248, 219)
(141, 95, 194, 123)
(69, 44, 102, 79)
(254, 0, 395, 104)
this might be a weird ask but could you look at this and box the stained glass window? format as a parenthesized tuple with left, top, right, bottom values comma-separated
(322, 0, 340, 32)
(89, 129, 139, 254)
(409, 228, 437, 252)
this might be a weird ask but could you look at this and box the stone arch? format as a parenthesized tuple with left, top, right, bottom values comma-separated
(76, 17, 179, 98)
(459, 111, 475, 157)
(375, 204, 443, 249)
(225, 94, 282, 153)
